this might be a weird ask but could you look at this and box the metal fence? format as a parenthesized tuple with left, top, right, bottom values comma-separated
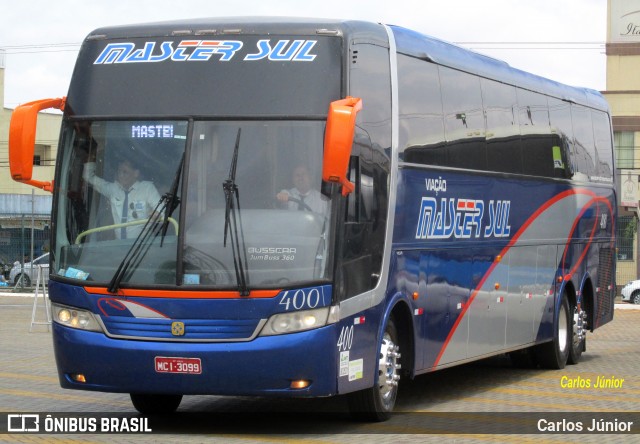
(616, 215, 637, 286)
(0, 213, 51, 284)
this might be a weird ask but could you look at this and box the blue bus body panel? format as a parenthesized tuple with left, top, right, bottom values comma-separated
(389, 168, 615, 370)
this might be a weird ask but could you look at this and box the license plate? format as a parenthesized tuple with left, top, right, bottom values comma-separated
(154, 356, 202, 374)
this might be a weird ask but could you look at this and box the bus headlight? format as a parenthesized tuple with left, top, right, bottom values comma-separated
(260, 307, 330, 336)
(52, 303, 103, 332)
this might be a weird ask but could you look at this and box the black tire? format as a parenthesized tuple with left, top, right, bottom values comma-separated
(14, 274, 30, 287)
(535, 292, 571, 369)
(567, 301, 586, 365)
(348, 317, 401, 422)
(632, 291, 640, 305)
(130, 394, 182, 414)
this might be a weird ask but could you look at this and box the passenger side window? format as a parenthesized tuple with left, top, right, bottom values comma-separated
(439, 66, 486, 170)
(547, 97, 573, 179)
(397, 54, 446, 165)
(481, 79, 521, 174)
(591, 110, 614, 180)
(571, 104, 597, 178)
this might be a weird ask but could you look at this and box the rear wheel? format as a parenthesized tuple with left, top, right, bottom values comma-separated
(348, 317, 401, 422)
(535, 292, 570, 369)
(567, 302, 587, 365)
(130, 394, 182, 414)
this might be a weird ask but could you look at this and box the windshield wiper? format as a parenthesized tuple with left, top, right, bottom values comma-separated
(160, 153, 185, 246)
(107, 157, 185, 294)
(223, 129, 250, 296)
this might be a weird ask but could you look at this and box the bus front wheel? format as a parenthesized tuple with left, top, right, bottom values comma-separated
(130, 393, 182, 414)
(347, 317, 401, 422)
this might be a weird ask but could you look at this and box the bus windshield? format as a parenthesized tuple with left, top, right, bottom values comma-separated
(53, 119, 332, 289)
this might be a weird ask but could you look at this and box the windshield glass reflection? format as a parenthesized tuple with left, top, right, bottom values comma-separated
(53, 120, 332, 289)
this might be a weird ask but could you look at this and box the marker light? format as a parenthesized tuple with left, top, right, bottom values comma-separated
(70, 373, 87, 383)
(52, 303, 103, 332)
(260, 307, 330, 336)
(290, 380, 311, 389)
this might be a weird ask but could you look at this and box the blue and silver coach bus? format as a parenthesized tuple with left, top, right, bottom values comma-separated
(9, 18, 615, 420)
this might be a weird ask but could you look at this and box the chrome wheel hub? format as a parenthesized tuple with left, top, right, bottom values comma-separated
(378, 332, 401, 403)
(573, 305, 588, 345)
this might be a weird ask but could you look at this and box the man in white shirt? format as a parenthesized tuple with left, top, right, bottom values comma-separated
(83, 159, 161, 239)
(276, 165, 328, 214)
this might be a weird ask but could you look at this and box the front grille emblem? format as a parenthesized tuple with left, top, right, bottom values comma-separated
(171, 321, 185, 336)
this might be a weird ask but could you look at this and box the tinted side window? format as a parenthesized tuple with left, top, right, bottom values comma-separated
(397, 55, 446, 165)
(591, 110, 614, 180)
(481, 79, 521, 174)
(340, 43, 391, 300)
(547, 98, 574, 178)
(518, 90, 556, 178)
(518, 89, 549, 128)
(439, 66, 486, 170)
(571, 104, 596, 178)
(350, 44, 392, 150)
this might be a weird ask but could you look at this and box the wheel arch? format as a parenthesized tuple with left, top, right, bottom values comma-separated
(561, 280, 577, 311)
(383, 295, 416, 379)
(580, 276, 595, 332)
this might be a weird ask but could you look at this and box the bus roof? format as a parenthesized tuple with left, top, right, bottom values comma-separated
(86, 16, 385, 41)
(390, 25, 609, 112)
(84, 17, 608, 113)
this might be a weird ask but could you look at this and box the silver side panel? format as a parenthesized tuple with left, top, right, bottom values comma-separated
(438, 191, 594, 366)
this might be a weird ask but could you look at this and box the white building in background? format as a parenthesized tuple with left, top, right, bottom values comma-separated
(0, 51, 61, 265)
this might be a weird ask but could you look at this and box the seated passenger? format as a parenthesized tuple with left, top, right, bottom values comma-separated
(83, 159, 161, 239)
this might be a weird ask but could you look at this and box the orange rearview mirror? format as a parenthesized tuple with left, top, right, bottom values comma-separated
(322, 96, 362, 196)
(9, 97, 66, 192)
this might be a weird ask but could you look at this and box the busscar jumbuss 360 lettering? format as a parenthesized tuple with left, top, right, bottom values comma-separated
(9, 18, 615, 421)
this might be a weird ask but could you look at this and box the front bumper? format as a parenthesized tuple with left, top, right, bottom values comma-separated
(52, 322, 338, 397)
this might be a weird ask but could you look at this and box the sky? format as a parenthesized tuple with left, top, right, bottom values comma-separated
(0, 0, 608, 109)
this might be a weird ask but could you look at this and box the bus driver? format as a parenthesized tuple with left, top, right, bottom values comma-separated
(276, 165, 328, 214)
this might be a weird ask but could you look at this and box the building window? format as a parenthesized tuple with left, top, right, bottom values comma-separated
(34, 144, 51, 166)
(617, 216, 636, 261)
(615, 131, 635, 169)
